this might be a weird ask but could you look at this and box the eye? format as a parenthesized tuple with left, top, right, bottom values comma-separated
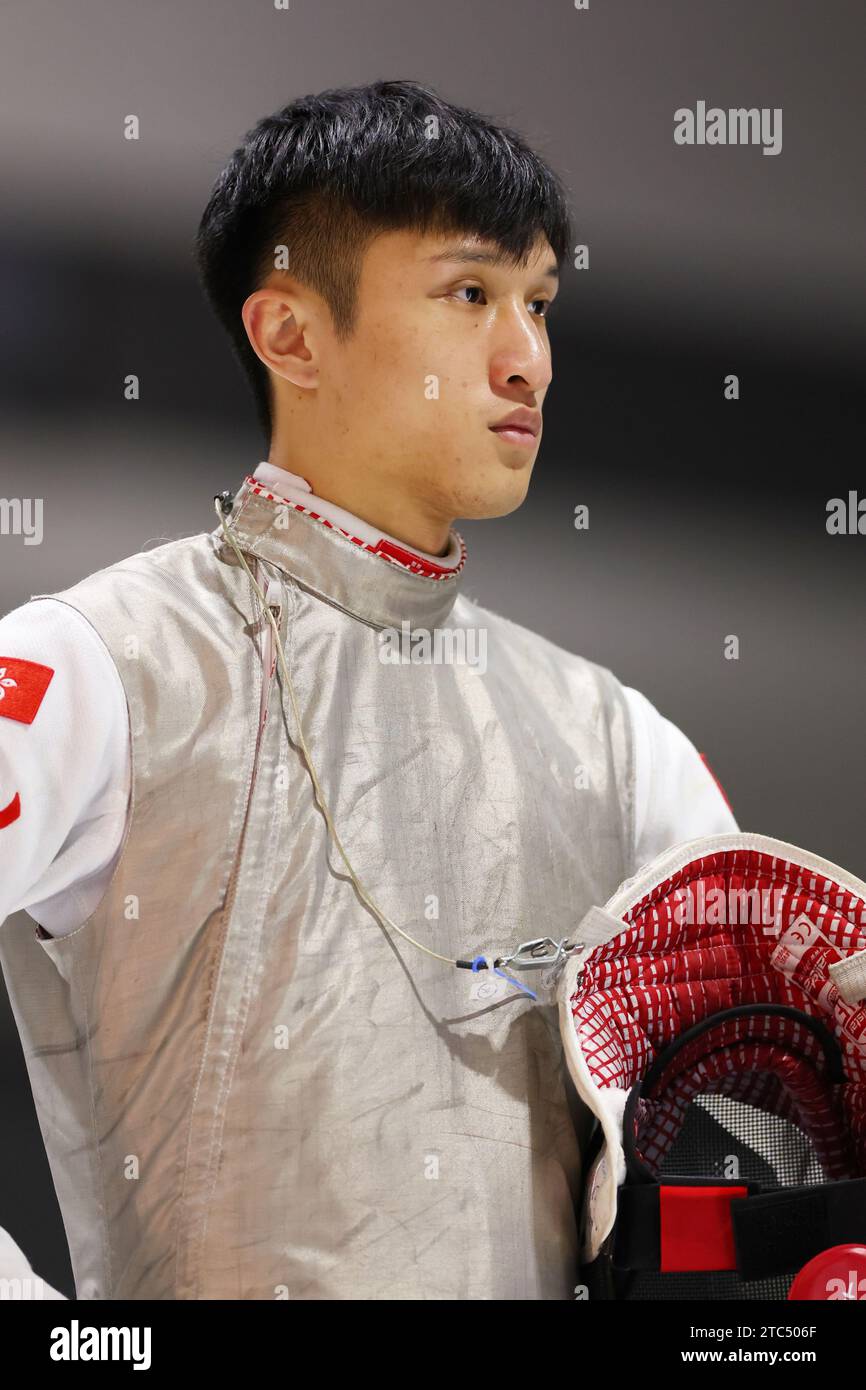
(447, 286, 556, 318)
(451, 285, 486, 305)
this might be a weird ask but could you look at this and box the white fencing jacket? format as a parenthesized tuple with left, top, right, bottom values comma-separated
(0, 462, 737, 1299)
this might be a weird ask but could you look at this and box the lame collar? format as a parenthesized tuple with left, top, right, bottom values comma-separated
(212, 464, 466, 630)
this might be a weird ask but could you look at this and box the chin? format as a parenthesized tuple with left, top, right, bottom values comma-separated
(453, 466, 534, 521)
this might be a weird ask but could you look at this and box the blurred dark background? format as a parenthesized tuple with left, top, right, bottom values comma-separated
(0, 0, 863, 1297)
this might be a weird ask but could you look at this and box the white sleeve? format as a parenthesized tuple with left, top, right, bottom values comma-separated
(624, 685, 739, 871)
(0, 598, 130, 936)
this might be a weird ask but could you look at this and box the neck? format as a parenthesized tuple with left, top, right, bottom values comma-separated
(265, 447, 452, 558)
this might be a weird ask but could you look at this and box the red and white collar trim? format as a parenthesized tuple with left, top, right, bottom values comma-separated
(248, 462, 466, 581)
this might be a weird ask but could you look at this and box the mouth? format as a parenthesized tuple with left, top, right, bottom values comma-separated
(489, 426, 538, 449)
(488, 409, 542, 449)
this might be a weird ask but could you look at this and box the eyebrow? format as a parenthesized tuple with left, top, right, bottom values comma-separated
(426, 245, 560, 282)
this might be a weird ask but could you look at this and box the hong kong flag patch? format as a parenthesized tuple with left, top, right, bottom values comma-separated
(0, 657, 55, 724)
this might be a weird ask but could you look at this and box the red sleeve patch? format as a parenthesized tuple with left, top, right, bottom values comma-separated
(0, 790, 21, 828)
(0, 657, 55, 724)
(699, 752, 734, 815)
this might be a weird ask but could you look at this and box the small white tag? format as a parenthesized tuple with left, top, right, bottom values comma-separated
(469, 971, 511, 1003)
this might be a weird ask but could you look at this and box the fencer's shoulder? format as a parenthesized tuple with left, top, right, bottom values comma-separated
(451, 592, 625, 689)
(40, 531, 217, 605)
(22, 534, 228, 659)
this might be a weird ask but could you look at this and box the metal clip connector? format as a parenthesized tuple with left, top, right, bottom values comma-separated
(499, 936, 578, 973)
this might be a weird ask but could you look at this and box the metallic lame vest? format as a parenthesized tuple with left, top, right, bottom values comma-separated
(0, 472, 634, 1300)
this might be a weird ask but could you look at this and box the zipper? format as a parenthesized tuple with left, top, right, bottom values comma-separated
(221, 561, 282, 923)
(258, 575, 281, 730)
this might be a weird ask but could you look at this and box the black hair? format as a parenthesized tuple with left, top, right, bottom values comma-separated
(194, 78, 573, 443)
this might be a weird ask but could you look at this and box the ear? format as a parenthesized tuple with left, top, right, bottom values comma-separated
(242, 284, 319, 391)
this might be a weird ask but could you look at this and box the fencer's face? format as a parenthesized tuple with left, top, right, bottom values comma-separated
(320, 228, 557, 522)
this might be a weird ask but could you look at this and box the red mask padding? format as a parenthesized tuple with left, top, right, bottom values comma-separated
(570, 848, 866, 1180)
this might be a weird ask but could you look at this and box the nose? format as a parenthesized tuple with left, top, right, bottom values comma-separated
(489, 303, 553, 397)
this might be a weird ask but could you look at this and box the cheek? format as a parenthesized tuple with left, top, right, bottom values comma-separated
(342, 313, 482, 425)
(365, 341, 443, 415)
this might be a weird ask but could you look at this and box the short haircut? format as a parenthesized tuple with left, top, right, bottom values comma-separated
(194, 78, 573, 443)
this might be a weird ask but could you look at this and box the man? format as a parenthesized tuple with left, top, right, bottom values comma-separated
(0, 79, 736, 1300)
